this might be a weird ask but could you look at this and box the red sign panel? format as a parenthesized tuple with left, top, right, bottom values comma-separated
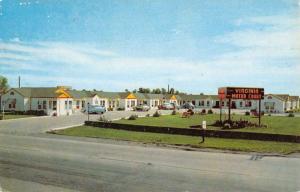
(218, 87, 264, 100)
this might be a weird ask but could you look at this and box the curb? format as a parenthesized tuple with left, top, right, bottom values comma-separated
(49, 123, 84, 131)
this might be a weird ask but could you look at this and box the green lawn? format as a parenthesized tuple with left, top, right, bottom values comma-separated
(1, 114, 35, 120)
(116, 114, 300, 136)
(54, 126, 300, 154)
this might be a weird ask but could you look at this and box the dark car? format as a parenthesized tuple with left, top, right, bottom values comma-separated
(181, 102, 195, 109)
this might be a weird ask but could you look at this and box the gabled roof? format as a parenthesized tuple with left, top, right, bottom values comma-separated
(289, 96, 299, 101)
(275, 94, 290, 101)
(133, 92, 148, 100)
(9, 87, 62, 98)
(98, 92, 121, 99)
(117, 92, 127, 99)
(144, 93, 165, 100)
(265, 94, 287, 101)
(178, 94, 209, 100)
(67, 90, 93, 99)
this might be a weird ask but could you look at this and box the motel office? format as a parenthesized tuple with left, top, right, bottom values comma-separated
(1, 86, 299, 116)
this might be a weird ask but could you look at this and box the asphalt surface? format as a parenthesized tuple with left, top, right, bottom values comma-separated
(0, 110, 299, 192)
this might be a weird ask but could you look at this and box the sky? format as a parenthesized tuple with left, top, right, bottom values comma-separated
(0, 0, 299, 95)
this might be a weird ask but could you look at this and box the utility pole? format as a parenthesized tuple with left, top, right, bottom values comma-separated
(18, 76, 21, 88)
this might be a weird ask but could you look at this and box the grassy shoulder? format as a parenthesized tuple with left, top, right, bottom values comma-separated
(115, 114, 300, 136)
(1, 114, 36, 120)
(53, 126, 300, 154)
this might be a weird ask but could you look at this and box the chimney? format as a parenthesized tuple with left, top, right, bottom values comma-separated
(18, 76, 21, 88)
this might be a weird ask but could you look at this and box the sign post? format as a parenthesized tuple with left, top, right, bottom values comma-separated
(218, 88, 226, 125)
(228, 98, 231, 121)
(219, 100, 222, 122)
(87, 102, 90, 121)
(218, 87, 264, 126)
(259, 99, 261, 126)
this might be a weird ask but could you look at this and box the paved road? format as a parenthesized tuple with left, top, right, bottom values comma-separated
(0, 111, 299, 191)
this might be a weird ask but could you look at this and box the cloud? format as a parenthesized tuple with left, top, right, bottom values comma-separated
(1, 14, 300, 94)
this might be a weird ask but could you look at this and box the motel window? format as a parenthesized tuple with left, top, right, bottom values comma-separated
(43, 101, 47, 109)
(95, 99, 99, 105)
(232, 101, 236, 108)
(49, 101, 52, 109)
(201, 101, 204, 106)
(240, 102, 243, 107)
(65, 101, 68, 110)
(76, 101, 80, 109)
(215, 101, 220, 107)
(81, 101, 85, 108)
(222, 101, 225, 107)
(9, 104, 11, 109)
(131, 100, 136, 107)
(127, 101, 130, 108)
(53, 101, 57, 110)
(207, 101, 210, 106)
(69, 101, 72, 110)
(245, 101, 252, 107)
(192, 101, 195, 105)
(143, 101, 147, 105)
(10, 91, 14, 95)
(38, 101, 42, 110)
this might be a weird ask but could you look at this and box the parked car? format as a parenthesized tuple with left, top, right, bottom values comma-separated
(181, 102, 195, 109)
(85, 105, 106, 114)
(158, 102, 176, 110)
(134, 104, 150, 111)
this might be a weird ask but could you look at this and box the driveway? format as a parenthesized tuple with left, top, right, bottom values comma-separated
(0, 109, 173, 135)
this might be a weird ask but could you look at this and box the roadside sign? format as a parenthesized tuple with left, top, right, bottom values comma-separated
(218, 87, 264, 100)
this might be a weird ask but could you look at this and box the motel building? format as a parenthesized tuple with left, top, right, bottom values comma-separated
(263, 94, 299, 113)
(1, 86, 75, 116)
(1, 86, 299, 116)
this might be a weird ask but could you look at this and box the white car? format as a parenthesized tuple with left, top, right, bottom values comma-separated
(134, 104, 150, 111)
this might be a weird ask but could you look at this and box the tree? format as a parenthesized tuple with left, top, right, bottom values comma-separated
(125, 89, 129, 92)
(132, 89, 137, 93)
(175, 90, 180, 95)
(169, 88, 175, 94)
(151, 88, 161, 94)
(0, 76, 9, 110)
(161, 88, 167, 94)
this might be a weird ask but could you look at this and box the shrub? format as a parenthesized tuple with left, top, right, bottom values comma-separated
(117, 107, 125, 111)
(208, 109, 213, 114)
(146, 114, 150, 117)
(245, 111, 250, 116)
(24, 110, 46, 116)
(153, 111, 161, 117)
(171, 110, 176, 115)
(201, 109, 206, 114)
(128, 114, 138, 120)
(288, 113, 295, 117)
